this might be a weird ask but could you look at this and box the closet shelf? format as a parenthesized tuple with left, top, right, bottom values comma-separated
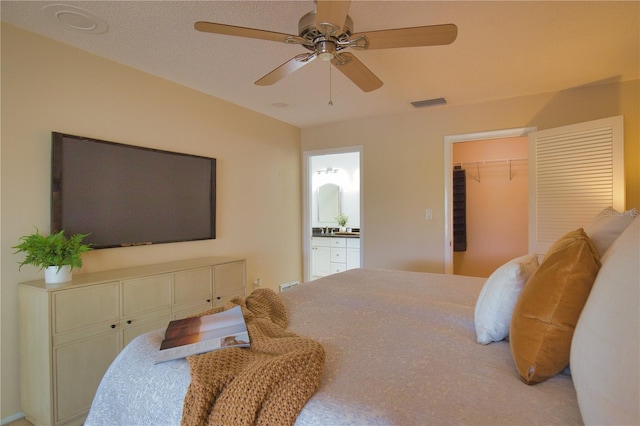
(453, 157, 528, 182)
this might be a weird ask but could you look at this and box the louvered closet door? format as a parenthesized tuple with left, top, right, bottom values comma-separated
(528, 115, 624, 254)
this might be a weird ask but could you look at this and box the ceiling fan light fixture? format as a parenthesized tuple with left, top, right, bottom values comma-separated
(317, 40, 337, 61)
(319, 52, 334, 61)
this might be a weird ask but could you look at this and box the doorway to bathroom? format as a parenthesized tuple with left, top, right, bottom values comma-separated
(302, 147, 362, 282)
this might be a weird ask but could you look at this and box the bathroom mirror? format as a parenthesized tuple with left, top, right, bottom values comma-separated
(317, 183, 341, 223)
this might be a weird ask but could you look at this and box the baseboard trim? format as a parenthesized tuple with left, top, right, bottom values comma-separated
(1, 412, 25, 425)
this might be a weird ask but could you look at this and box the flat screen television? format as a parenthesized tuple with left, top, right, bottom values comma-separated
(51, 132, 216, 249)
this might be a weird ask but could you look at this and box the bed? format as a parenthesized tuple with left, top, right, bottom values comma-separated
(86, 212, 639, 425)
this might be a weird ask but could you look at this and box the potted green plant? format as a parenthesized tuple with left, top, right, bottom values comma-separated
(335, 213, 349, 232)
(13, 228, 92, 283)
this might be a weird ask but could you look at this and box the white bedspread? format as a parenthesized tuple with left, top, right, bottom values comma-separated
(87, 268, 581, 425)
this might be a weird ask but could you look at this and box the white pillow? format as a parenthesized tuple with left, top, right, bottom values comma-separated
(584, 206, 638, 257)
(571, 216, 639, 425)
(474, 254, 539, 345)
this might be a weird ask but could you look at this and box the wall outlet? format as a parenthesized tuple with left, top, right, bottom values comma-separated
(425, 209, 433, 220)
(253, 278, 261, 287)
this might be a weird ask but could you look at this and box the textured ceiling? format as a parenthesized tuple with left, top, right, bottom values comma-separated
(2, 1, 639, 128)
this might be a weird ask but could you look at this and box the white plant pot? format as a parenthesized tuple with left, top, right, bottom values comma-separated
(45, 265, 72, 284)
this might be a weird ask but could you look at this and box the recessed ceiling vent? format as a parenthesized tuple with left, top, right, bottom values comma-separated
(43, 4, 108, 34)
(411, 97, 447, 108)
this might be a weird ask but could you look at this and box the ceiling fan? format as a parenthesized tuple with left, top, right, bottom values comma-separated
(194, 0, 457, 92)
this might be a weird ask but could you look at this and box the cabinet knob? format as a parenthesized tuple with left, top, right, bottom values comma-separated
(127, 320, 132, 324)
(110, 324, 116, 329)
(216, 296, 221, 300)
(206, 299, 211, 303)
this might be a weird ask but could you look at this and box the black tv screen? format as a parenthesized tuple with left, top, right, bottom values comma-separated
(51, 132, 216, 249)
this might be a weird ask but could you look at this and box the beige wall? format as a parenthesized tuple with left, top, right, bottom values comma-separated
(2, 20, 639, 422)
(453, 137, 529, 277)
(1, 24, 301, 419)
(302, 79, 640, 273)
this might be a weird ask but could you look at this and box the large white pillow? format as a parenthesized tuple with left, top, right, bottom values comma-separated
(571, 216, 639, 425)
(474, 254, 539, 345)
(584, 206, 638, 257)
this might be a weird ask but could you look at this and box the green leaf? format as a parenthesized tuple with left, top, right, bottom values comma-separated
(13, 228, 93, 271)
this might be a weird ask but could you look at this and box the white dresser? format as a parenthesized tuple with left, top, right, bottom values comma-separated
(18, 256, 246, 426)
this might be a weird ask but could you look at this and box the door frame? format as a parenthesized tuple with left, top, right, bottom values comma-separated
(443, 127, 536, 274)
(302, 146, 363, 282)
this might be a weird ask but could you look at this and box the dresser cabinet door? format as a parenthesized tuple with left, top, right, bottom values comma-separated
(122, 275, 172, 317)
(52, 283, 119, 337)
(54, 329, 120, 424)
(121, 275, 172, 347)
(122, 314, 171, 347)
(213, 262, 246, 305)
(51, 283, 121, 424)
(173, 267, 212, 314)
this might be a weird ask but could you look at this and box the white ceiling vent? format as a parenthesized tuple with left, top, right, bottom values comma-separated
(43, 4, 108, 34)
(411, 97, 447, 108)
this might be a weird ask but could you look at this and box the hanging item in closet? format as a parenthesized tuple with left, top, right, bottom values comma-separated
(453, 165, 467, 252)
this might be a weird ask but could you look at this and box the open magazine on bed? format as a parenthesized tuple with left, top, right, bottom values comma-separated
(155, 305, 250, 364)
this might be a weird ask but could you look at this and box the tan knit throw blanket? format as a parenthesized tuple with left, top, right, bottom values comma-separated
(181, 288, 325, 426)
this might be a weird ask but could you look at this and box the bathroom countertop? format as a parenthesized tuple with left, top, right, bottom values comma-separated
(312, 231, 360, 238)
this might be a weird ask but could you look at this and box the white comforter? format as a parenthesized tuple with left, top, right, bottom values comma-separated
(87, 268, 581, 425)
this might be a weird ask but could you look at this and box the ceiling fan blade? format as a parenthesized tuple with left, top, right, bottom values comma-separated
(315, 0, 351, 33)
(352, 24, 458, 50)
(331, 52, 383, 92)
(195, 21, 305, 44)
(255, 54, 317, 86)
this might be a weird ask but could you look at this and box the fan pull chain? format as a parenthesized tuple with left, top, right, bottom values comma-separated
(328, 60, 333, 106)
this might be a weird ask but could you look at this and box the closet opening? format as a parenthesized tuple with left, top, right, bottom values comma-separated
(443, 128, 536, 276)
(452, 137, 529, 277)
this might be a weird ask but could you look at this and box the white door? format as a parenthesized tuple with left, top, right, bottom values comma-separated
(528, 115, 624, 254)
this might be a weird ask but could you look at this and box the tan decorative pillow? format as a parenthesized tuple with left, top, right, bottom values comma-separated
(509, 228, 601, 384)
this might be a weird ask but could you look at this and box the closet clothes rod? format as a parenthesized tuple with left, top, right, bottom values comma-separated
(452, 157, 528, 167)
(452, 157, 528, 182)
